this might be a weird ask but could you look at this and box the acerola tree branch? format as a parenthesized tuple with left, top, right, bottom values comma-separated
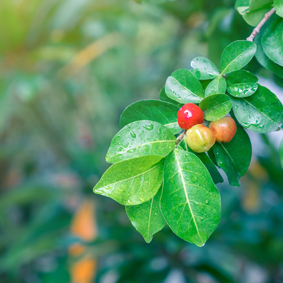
(246, 8, 275, 42)
(175, 131, 186, 147)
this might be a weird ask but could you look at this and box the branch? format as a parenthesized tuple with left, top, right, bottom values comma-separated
(175, 131, 186, 147)
(246, 8, 275, 42)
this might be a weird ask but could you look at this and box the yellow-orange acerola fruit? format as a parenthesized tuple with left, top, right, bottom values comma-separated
(209, 116, 237, 143)
(185, 124, 216, 153)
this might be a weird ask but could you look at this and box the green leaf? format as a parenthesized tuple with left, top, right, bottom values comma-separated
(249, 0, 273, 10)
(190, 57, 220, 80)
(274, 0, 283, 17)
(243, 7, 271, 27)
(106, 120, 176, 163)
(120, 100, 181, 135)
(230, 85, 283, 133)
(236, 0, 273, 26)
(261, 15, 283, 67)
(220, 40, 257, 74)
(180, 140, 223, 184)
(255, 30, 283, 78)
(212, 124, 251, 186)
(159, 86, 183, 108)
(199, 94, 232, 121)
(226, 70, 258, 98)
(126, 188, 165, 243)
(160, 148, 221, 247)
(93, 155, 164, 205)
(235, 0, 249, 9)
(205, 76, 227, 97)
(165, 69, 204, 104)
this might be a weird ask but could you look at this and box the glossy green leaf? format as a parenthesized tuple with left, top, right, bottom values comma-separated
(159, 86, 183, 108)
(205, 76, 227, 96)
(126, 188, 165, 243)
(212, 124, 252, 186)
(220, 40, 257, 74)
(261, 15, 283, 67)
(199, 94, 232, 121)
(190, 57, 220, 80)
(249, 0, 273, 10)
(165, 69, 204, 104)
(255, 31, 283, 78)
(235, 0, 249, 9)
(274, 0, 283, 17)
(180, 140, 223, 184)
(230, 85, 283, 133)
(106, 120, 176, 163)
(226, 70, 258, 97)
(120, 100, 181, 135)
(236, 0, 273, 26)
(94, 155, 164, 205)
(160, 148, 221, 247)
(243, 7, 271, 27)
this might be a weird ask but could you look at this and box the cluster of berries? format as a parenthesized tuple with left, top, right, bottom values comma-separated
(177, 103, 237, 153)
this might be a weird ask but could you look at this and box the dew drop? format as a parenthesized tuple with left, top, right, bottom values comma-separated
(205, 200, 209, 204)
(130, 131, 136, 138)
(144, 124, 154, 131)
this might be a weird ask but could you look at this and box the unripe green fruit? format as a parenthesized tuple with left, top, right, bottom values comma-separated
(185, 124, 216, 153)
(209, 116, 237, 143)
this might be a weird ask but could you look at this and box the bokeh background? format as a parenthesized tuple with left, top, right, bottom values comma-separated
(1, 0, 283, 282)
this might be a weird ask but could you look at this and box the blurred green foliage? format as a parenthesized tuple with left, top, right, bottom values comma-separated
(0, 0, 283, 282)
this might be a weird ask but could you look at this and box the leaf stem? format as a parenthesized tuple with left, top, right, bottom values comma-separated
(246, 8, 275, 42)
(175, 131, 186, 147)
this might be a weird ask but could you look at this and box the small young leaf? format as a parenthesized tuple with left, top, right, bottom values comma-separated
(94, 155, 164, 205)
(255, 28, 283, 78)
(226, 70, 258, 98)
(220, 40, 257, 74)
(261, 15, 283, 67)
(126, 188, 165, 243)
(106, 120, 176, 163)
(180, 140, 223, 184)
(212, 124, 252, 187)
(274, 0, 283, 17)
(230, 85, 283, 133)
(199, 94, 232, 121)
(159, 86, 183, 108)
(191, 57, 220, 80)
(120, 100, 181, 135)
(205, 76, 227, 96)
(165, 69, 204, 104)
(160, 148, 221, 247)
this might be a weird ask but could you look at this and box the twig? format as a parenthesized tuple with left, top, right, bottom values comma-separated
(175, 131, 186, 146)
(246, 8, 275, 42)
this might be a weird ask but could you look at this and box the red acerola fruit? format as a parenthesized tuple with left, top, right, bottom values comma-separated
(177, 103, 204, 130)
(209, 116, 237, 143)
(185, 124, 216, 153)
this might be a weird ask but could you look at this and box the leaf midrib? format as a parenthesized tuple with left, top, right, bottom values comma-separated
(203, 100, 231, 117)
(169, 76, 202, 100)
(221, 44, 254, 74)
(97, 162, 161, 189)
(109, 139, 175, 160)
(241, 97, 280, 125)
(174, 151, 204, 244)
